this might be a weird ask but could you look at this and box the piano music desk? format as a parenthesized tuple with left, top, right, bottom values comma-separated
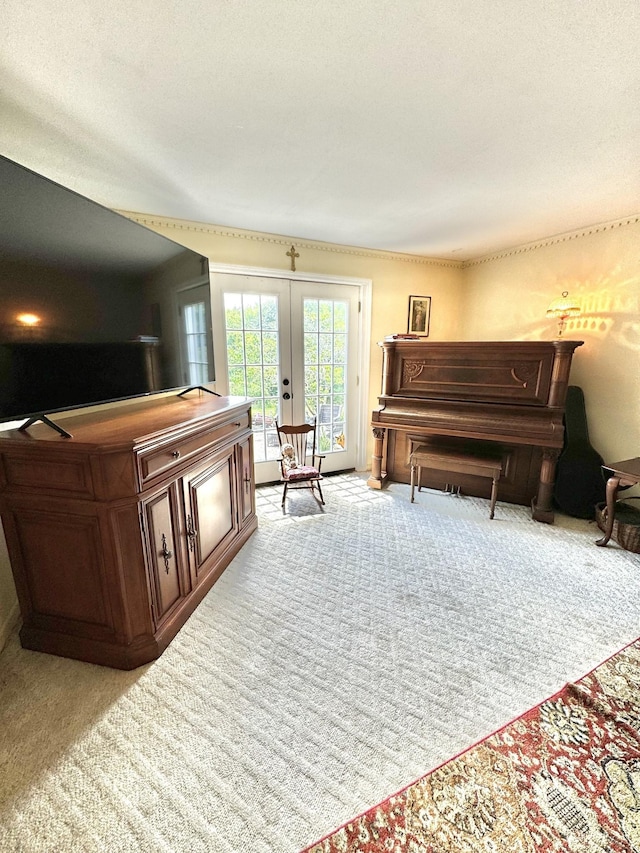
(410, 444, 503, 519)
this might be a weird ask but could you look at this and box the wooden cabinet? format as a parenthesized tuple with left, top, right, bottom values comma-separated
(0, 394, 257, 669)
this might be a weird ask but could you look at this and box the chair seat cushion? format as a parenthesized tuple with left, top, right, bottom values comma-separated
(284, 465, 320, 481)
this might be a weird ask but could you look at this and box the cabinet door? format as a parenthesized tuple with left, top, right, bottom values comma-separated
(237, 436, 255, 524)
(142, 484, 188, 627)
(183, 445, 238, 584)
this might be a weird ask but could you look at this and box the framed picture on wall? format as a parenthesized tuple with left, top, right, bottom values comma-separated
(407, 295, 431, 336)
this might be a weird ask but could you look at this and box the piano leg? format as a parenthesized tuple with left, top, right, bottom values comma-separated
(531, 447, 559, 523)
(367, 427, 388, 489)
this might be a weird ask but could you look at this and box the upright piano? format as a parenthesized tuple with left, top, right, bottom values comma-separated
(367, 339, 583, 522)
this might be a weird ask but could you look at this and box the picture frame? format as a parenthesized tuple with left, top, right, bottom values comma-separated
(407, 295, 431, 336)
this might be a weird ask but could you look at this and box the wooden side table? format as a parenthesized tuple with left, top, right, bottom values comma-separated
(595, 457, 640, 547)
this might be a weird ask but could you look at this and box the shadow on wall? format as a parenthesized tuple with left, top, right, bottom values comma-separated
(521, 285, 640, 350)
(562, 288, 640, 351)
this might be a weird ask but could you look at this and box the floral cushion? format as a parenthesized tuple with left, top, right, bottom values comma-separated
(284, 465, 320, 481)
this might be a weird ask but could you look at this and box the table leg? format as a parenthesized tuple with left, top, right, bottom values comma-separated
(410, 464, 416, 502)
(489, 476, 498, 520)
(595, 475, 620, 546)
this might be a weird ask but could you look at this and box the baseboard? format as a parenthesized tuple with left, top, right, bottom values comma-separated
(0, 602, 20, 653)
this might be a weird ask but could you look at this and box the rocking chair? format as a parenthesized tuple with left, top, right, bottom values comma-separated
(275, 418, 325, 507)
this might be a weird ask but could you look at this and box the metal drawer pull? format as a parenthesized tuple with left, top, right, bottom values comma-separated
(160, 534, 173, 573)
(171, 450, 181, 458)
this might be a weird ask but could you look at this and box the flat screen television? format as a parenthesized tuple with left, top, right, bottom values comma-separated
(0, 155, 215, 432)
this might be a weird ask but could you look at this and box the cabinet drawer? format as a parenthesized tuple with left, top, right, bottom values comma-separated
(137, 413, 250, 486)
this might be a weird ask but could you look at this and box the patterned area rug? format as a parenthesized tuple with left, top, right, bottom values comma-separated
(302, 637, 640, 852)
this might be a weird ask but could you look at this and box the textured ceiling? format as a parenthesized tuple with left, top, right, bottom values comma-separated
(2, 1, 639, 260)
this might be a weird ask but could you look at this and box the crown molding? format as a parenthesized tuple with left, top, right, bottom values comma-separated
(118, 211, 464, 270)
(463, 215, 640, 268)
(119, 210, 640, 270)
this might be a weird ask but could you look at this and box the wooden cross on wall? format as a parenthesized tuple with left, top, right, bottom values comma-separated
(286, 245, 300, 272)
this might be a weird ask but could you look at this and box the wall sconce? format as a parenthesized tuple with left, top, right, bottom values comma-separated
(545, 291, 581, 337)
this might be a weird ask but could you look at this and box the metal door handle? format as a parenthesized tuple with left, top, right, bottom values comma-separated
(186, 514, 197, 551)
(160, 533, 173, 573)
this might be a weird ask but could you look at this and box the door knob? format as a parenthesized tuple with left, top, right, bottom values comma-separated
(283, 392, 291, 400)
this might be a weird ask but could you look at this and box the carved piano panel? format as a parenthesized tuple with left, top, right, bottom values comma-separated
(391, 343, 554, 405)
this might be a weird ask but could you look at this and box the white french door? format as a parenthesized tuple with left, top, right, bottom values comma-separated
(211, 273, 361, 484)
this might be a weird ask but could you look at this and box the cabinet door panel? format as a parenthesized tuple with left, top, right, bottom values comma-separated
(142, 485, 185, 626)
(9, 508, 112, 631)
(184, 447, 237, 582)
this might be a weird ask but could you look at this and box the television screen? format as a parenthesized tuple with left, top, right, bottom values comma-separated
(0, 155, 214, 426)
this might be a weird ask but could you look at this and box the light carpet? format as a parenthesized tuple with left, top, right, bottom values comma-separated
(1, 473, 639, 853)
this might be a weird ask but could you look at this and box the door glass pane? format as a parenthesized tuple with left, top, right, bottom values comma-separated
(303, 298, 348, 454)
(183, 302, 209, 385)
(224, 292, 280, 462)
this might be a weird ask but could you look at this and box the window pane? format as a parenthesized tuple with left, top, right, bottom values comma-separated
(319, 300, 333, 332)
(261, 296, 278, 331)
(244, 331, 262, 364)
(263, 366, 278, 397)
(304, 299, 318, 332)
(305, 365, 318, 397)
(319, 365, 332, 394)
(334, 334, 347, 364)
(334, 302, 347, 333)
(319, 334, 333, 363)
(226, 331, 244, 364)
(246, 366, 263, 398)
(262, 332, 279, 364)
(243, 295, 261, 330)
(304, 333, 318, 365)
(228, 366, 246, 395)
(224, 294, 243, 329)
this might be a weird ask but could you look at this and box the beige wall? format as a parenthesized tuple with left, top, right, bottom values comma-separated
(461, 218, 640, 464)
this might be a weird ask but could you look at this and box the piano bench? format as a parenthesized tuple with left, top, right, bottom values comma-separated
(409, 445, 503, 519)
